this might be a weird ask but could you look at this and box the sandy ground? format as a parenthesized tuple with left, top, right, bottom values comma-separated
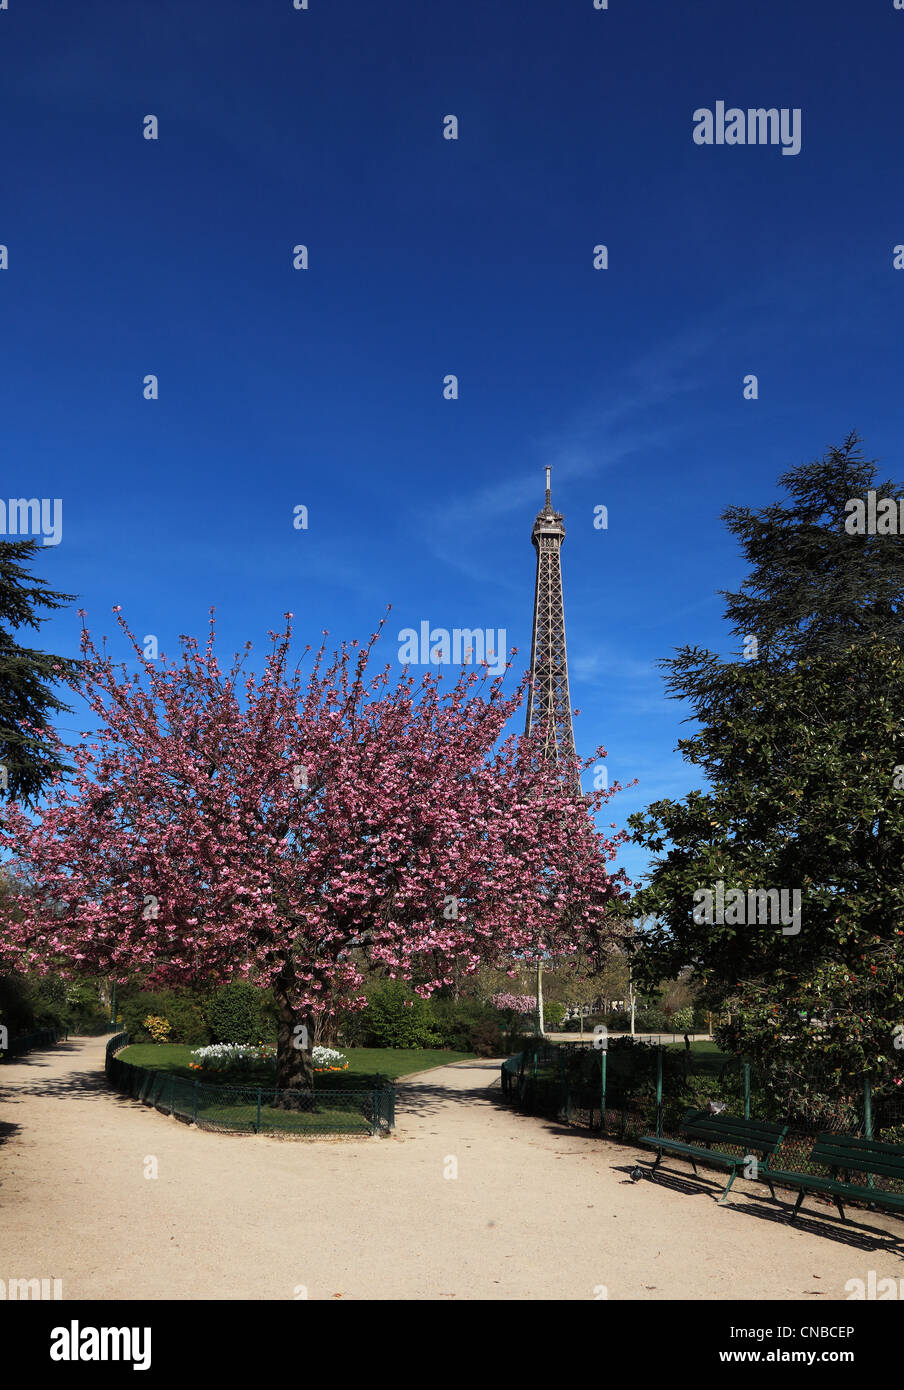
(1, 1036, 902, 1301)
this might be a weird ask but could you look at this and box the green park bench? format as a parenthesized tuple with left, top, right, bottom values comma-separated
(639, 1109, 788, 1203)
(761, 1132, 904, 1223)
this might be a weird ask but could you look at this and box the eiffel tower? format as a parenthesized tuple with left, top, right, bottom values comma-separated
(525, 467, 578, 784)
(524, 467, 579, 1032)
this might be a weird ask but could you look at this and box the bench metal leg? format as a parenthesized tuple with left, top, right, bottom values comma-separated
(690, 1158, 698, 1175)
(789, 1189, 806, 1222)
(834, 1196, 846, 1221)
(651, 1149, 662, 1171)
(767, 1182, 776, 1200)
(718, 1169, 737, 1204)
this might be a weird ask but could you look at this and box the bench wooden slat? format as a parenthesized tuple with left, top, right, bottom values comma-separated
(683, 1125, 782, 1147)
(763, 1168, 904, 1206)
(637, 1135, 739, 1169)
(760, 1131, 904, 1223)
(814, 1132, 904, 1155)
(809, 1139, 904, 1181)
(639, 1110, 788, 1202)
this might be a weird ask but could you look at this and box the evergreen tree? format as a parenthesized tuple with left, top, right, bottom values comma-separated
(628, 435, 904, 1097)
(662, 433, 904, 716)
(0, 539, 80, 804)
(718, 431, 904, 664)
(629, 642, 904, 1102)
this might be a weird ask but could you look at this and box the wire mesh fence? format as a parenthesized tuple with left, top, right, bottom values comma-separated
(105, 1033, 395, 1137)
(2, 1026, 68, 1057)
(501, 1037, 904, 1199)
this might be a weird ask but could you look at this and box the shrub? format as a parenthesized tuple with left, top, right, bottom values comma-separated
(28, 974, 71, 1032)
(144, 1015, 172, 1043)
(468, 1016, 508, 1057)
(667, 1007, 695, 1032)
(633, 1008, 669, 1032)
(543, 1001, 565, 1029)
(121, 991, 209, 1045)
(64, 980, 110, 1034)
(430, 997, 502, 1051)
(207, 981, 267, 1046)
(0, 973, 37, 1034)
(0, 972, 111, 1037)
(335, 1006, 369, 1048)
(359, 982, 442, 1048)
(432, 996, 535, 1054)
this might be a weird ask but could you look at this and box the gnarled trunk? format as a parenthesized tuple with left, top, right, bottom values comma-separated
(274, 973, 315, 1110)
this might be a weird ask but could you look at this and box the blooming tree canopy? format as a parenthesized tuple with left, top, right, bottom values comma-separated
(0, 609, 630, 1090)
(490, 993, 536, 1015)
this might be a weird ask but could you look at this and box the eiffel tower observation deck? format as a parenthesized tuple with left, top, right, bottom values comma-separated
(525, 468, 578, 781)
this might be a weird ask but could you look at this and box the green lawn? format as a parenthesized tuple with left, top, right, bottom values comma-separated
(112, 1044, 476, 1137)
(118, 1043, 475, 1088)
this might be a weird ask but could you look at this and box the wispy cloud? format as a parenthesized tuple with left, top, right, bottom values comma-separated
(412, 306, 739, 572)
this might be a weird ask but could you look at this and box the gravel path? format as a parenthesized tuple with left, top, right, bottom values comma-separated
(1, 1036, 901, 1300)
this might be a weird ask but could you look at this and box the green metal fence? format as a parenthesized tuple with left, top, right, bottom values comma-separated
(500, 1037, 904, 1197)
(3, 1026, 68, 1057)
(105, 1033, 395, 1137)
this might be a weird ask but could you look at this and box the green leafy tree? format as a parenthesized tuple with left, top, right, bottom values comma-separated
(360, 981, 442, 1049)
(628, 435, 904, 1105)
(630, 641, 904, 1098)
(207, 981, 267, 1045)
(716, 432, 904, 664)
(0, 540, 80, 804)
(658, 434, 904, 728)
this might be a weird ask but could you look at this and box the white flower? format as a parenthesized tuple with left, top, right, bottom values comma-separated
(312, 1046, 347, 1066)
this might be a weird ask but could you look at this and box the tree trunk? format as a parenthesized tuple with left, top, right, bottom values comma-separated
(273, 973, 315, 1110)
(317, 1014, 339, 1048)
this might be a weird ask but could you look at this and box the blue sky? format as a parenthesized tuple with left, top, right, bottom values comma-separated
(2, 0, 903, 889)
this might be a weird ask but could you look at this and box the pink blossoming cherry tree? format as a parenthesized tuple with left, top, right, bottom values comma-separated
(0, 610, 630, 1099)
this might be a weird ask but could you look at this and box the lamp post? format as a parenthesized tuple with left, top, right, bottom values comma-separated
(536, 956, 545, 1036)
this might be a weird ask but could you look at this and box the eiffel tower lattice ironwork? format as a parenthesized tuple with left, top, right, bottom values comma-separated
(525, 468, 577, 781)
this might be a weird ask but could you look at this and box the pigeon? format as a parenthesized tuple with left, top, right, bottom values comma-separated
(707, 1100, 727, 1114)
(630, 1166, 645, 1182)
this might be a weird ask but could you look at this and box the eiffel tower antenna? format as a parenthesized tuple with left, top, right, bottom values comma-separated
(525, 468, 577, 780)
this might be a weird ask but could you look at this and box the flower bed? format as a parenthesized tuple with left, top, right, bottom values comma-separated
(312, 1046, 349, 1072)
(188, 1042, 349, 1074)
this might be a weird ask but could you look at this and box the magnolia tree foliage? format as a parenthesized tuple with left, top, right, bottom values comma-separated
(629, 641, 904, 1103)
(0, 610, 630, 1091)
